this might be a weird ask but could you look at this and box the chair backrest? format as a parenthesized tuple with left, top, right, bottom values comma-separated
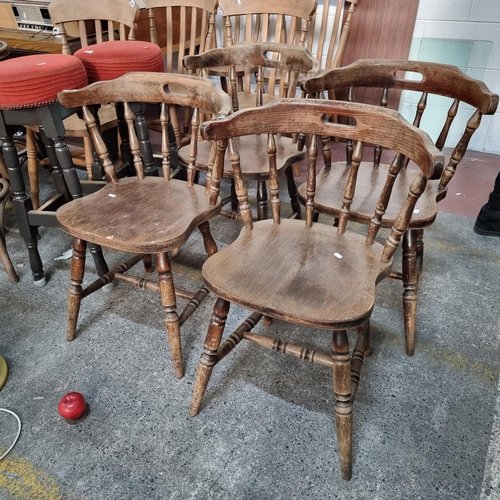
(301, 59, 499, 194)
(49, 0, 140, 54)
(58, 72, 232, 192)
(183, 42, 320, 107)
(145, 0, 219, 74)
(307, 0, 357, 70)
(217, 0, 317, 48)
(201, 98, 444, 261)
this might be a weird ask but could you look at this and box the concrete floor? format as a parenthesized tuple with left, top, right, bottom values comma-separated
(1, 161, 500, 499)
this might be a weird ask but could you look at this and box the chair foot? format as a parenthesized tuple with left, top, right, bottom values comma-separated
(263, 315, 273, 327)
(190, 359, 215, 417)
(157, 252, 184, 379)
(34, 275, 47, 287)
(102, 282, 114, 292)
(190, 297, 230, 416)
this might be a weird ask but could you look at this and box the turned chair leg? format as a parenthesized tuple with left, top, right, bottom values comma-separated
(198, 220, 217, 257)
(190, 297, 230, 417)
(26, 128, 40, 210)
(157, 251, 184, 379)
(402, 229, 419, 356)
(415, 228, 425, 280)
(285, 164, 301, 219)
(67, 238, 87, 341)
(358, 322, 371, 357)
(257, 180, 268, 221)
(332, 329, 353, 480)
(0, 180, 18, 283)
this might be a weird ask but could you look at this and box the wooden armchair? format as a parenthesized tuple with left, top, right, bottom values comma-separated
(189, 97, 444, 479)
(56, 72, 231, 379)
(182, 41, 319, 220)
(298, 59, 499, 355)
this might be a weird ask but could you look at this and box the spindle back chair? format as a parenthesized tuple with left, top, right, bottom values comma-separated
(182, 42, 319, 220)
(145, 0, 219, 146)
(189, 97, 444, 479)
(214, 0, 317, 92)
(56, 72, 232, 379)
(298, 59, 499, 355)
(307, 0, 357, 70)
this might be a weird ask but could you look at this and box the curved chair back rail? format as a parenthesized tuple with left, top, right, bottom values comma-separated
(302, 59, 499, 114)
(58, 71, 232, 119)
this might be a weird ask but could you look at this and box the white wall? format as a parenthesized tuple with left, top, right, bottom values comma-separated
(403, 0, 500, 153)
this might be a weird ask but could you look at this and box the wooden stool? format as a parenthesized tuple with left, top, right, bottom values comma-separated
(0, 53, 98, 286)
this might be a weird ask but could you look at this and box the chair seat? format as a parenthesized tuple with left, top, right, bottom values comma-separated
(186, 134, 305, 180)
(74, 41, 164, 83)
(56, 177, 221, 254)
(297, 162, 443, 229)
(235, 92, 276, 110)
(202, 218, 392, 329)
(0, 54, 87, 109)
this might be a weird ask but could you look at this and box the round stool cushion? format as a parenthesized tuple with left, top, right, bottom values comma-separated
(0, 54, 88, 109)
(74, 41, 165, 83)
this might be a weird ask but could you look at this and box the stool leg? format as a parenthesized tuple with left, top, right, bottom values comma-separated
(115, 102, 134, 176)
(26, 128, 40, 210)
(51, 133, 110, 287)
(0, 134, 45, 285)
(134, 103, 157, 177)
(38, 128, 71, 202)
(51, 135, 82, 200)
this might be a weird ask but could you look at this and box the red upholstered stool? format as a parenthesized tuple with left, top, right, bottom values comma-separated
(74, 41, 165, 83)
(0, 54, 107, 285)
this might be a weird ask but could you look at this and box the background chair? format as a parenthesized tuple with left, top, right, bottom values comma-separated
(182, 41, 319, 220)
(56, 72, 232, 379)
(145, 0, 219, 147)
(307, 0, 357, 71)
(213, 0, 317, 92)
(298, 59, 499, 355)
(189, 98, 443, 479)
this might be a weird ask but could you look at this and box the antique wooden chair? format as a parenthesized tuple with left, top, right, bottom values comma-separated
(182, 41, 319, 220)
(22, 0, 165, 208)
(298, 59, 499, 355)
(189, 98, 444, 479)
(144, 0, 219, 147)
(56, 72, 232, 379)
(307, 0, 357, 71)
(213, 0, 317, 92)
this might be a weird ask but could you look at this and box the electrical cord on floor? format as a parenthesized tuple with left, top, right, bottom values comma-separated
(0, 408, 21, 461)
